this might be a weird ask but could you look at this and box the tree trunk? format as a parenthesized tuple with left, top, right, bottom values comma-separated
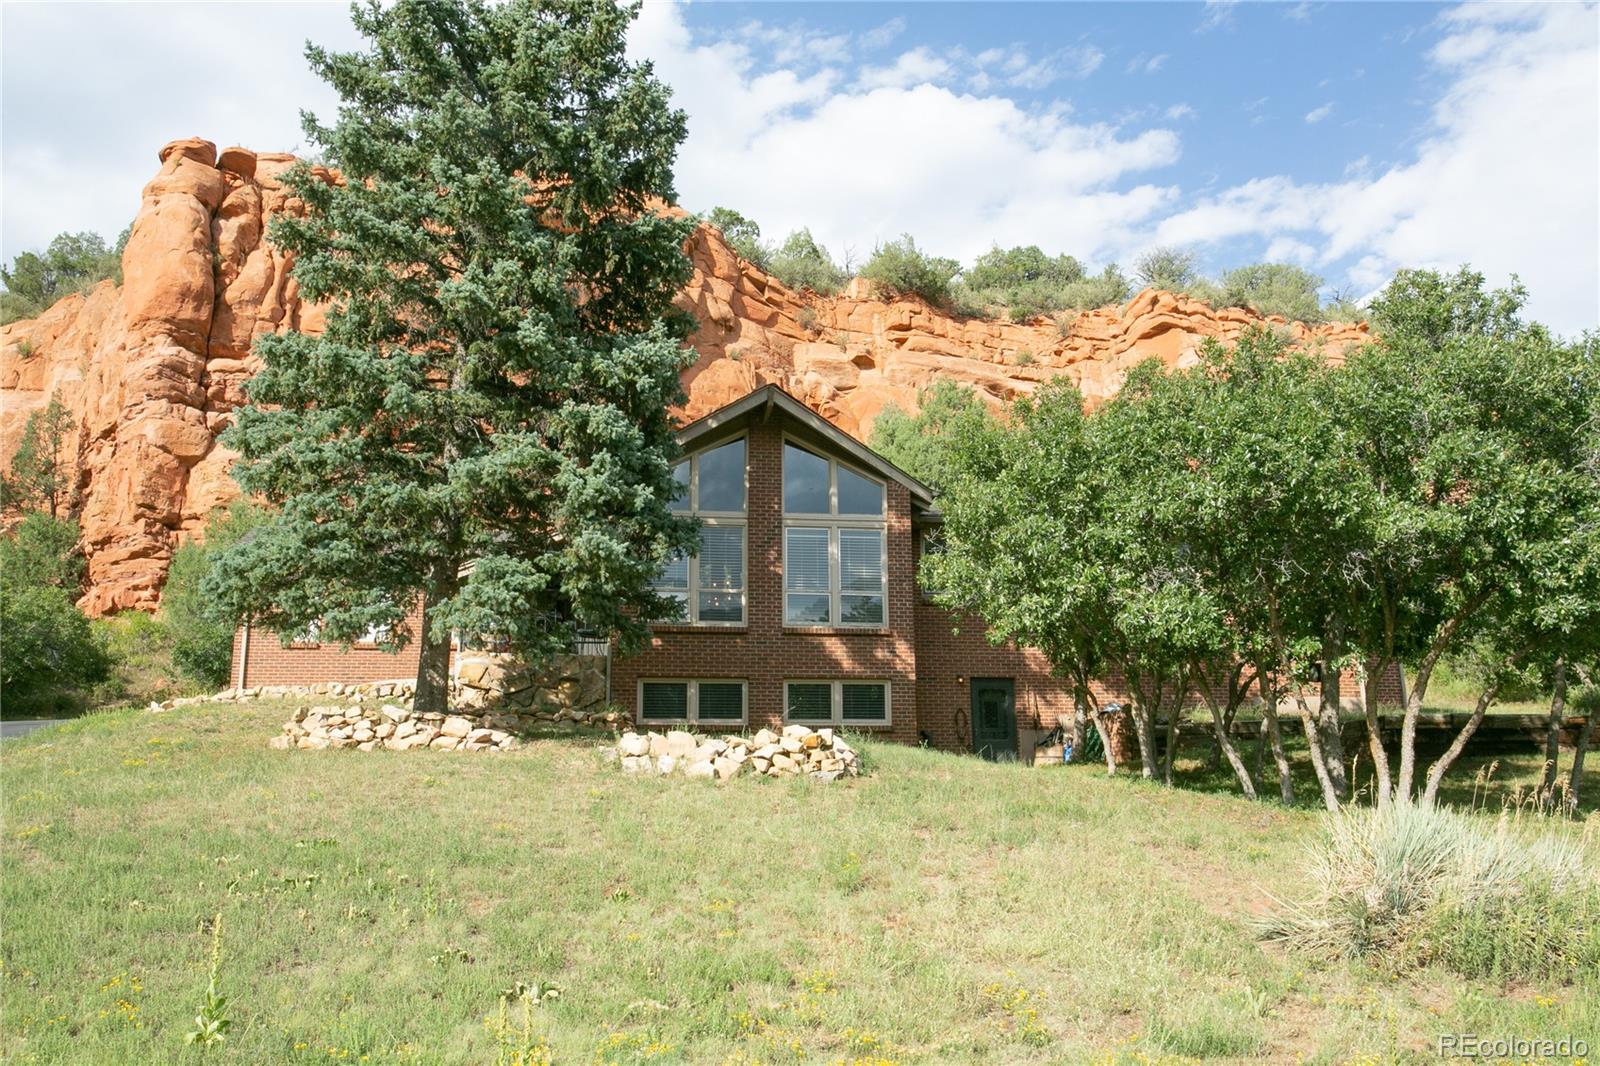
(1293, 686, 1342, 812)
(1260, 673, 1294, 804)
(1092, 710, 1118, 776)
(412, 565, 459, 716)
(1568, 681, 1599, 808)
(1252, 717, 1266, 787)
(1131, 699, 1159, 780)
(1540, 659, 1568, 802)
(1200, 684, 1257, 800)
(1068, 680, 1088, 759)
(1360, 659, 1394, 809)
(1319, 651, 1349, 800)
(1421, 677, 1504, 806)
(1396, 601, 1481, 801)
(1160, 682, 1184, 787)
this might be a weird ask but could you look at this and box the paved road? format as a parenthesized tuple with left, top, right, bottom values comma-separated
(0, 720, 59, 741)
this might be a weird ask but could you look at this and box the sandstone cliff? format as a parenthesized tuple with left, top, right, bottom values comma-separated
(1, 138, 1370, 614)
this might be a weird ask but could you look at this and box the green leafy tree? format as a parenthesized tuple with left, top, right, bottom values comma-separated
(957, 244, 1088, 322)
(1216, 262, 1325, 324)
(705, 207, 769, 268)
(922, 381, 1122, 774)
(1056, 264, 1131, 313)
(163, 502, 270, 689)
(868, 381, 995, 495)
(0, 515, 108, 714)
(1134, 246, 1197, 292)
(966, 244, 1082, 292)
(860, 234, 961, 307)
(2, 398, 77, 517)
(205, 0, 701, 714)
(1, 229, 129, 325)
(1338, 270, 1597, 804)
(768, 228, 849, 295)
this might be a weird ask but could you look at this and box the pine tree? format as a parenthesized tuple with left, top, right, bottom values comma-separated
(206, 0, 700, 712)
(2, 398, 77, 517)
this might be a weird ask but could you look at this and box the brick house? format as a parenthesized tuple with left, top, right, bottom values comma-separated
(231, 383, 1401, 761)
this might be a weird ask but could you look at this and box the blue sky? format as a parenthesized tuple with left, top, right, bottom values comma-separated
(3, 1, 1595, 332)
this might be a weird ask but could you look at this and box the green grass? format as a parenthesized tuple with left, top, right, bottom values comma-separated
(3, 703, 1596, 1064)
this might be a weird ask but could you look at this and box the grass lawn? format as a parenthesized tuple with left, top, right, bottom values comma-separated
(2, 703, 1595, 1065)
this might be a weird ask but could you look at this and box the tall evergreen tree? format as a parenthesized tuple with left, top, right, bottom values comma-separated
(2, 398, 77, 518)
(206, 0, 700, 712)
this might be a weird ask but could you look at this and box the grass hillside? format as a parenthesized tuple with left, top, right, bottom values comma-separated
(2, 703, 1595, 1065)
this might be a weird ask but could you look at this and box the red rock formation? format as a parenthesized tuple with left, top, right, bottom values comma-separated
(1, 139, 1370, 614)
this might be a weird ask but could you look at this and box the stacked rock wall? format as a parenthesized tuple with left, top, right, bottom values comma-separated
(609, 724, 862, 781)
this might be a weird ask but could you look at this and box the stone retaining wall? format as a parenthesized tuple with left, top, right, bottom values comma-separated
(607, 725, 862, 781)
(151, 653, 614, 728)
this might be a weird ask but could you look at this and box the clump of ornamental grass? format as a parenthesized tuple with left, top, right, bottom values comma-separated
(1261, 802, 1600, 981)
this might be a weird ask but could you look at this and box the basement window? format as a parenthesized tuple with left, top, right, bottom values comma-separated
(783, 680, 890, 727)
(639, 680, 748, 726)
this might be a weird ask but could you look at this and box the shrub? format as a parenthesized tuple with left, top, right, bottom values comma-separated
(91, 611, 184, 707)
(1055, 264, 1131, 311)
(1135, 246, 1197, 292)
(869, 380, 994, 494)
(966, 245, 1083, 292)
(1, 227, 129, 325)
(705, 207, 768, 268)
(768, 228, 848, 296)
(163, 501, 268, 689)
(1215, 262, 1325, 324)
(0, 512, 85, 591)
(860, 234, 960, 306)
(1262, 803, 1600, 981)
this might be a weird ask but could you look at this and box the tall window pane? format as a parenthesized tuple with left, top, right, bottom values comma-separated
(839, 529, 885, 625)
(836, 465, 884, 516)
(783, 443, 830, 513)
(698, 526, 744, 623)
(651, 551, 690, 621)
(697, 439, 746, 513)
(787, 683, 833, 721)
(785, 527, 831, 624)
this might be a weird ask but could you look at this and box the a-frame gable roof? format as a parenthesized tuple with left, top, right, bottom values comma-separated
(677, 384, 938, 512)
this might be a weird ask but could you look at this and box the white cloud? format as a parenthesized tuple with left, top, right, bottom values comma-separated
(1, 3, 359, 254)
(857, 47, 954, 90)
(3, 0, 1592, 338)
(1197, 1, 1239, 33)
(1126, 52, 1169, 74)
(1304, 102, 1335, 124)
(1143, 3, 1598, 333)
(859, 17, 907, 51)
(1284, 3, 1314, 22)
(630, 5, 1178, 268)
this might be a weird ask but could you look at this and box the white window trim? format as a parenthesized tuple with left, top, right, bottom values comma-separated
(660, 436, 748, 626)
(783, 525, 887, 628)
(782, 679, 892, 727)
(637, 679, 749, 726)
(782, 436, 888, 629)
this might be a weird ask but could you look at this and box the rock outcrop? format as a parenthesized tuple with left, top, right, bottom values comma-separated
(1, 137, 1371, 614)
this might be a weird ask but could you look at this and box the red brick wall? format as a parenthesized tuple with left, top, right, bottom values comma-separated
(230, 602, 447, 689)
(611, 422, 920, 743)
